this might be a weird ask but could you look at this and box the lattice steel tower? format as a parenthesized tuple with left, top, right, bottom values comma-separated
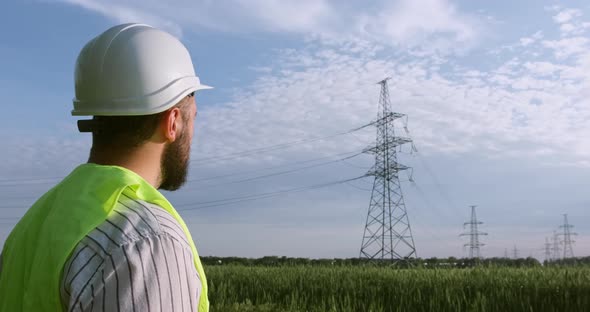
(359, 78, 417, 260)
(552, 231, 561, 260)
(460, 205, 487, 259)
(559, 214, 577, 259)
(544, 237, 552, 262)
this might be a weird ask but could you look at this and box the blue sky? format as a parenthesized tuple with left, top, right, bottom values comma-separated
(1, 0, 589, 260)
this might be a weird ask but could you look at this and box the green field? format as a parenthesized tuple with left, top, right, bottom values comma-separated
(205, 265, 590, 312)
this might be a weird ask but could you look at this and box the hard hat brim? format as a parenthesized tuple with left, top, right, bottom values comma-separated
(197, 84, 213, 90)
(72, 76, 212, 116)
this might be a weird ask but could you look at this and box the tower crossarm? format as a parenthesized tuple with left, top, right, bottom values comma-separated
(463, 242, 486, 246)
(461, 231, 488, 235)
(365, 164, 411, 177)
(373, 112, 406, 126)
(363, 137, 413, 154)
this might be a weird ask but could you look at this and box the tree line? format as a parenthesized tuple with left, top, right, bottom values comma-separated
(198, 256, 590, 268)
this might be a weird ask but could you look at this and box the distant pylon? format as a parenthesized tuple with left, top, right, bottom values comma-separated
(544, 237, 552, 262)
(359, 78, 417, 261)
(559, 214, 577, 259)
(552, 231, 561, 260)
(460, 205, 487, 259)
(512, 245, 519, 259)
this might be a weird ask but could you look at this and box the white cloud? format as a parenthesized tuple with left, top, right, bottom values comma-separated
(0, 135, 89, 178)
(355, 0, 483, 54)
(232, 0, 333, 33)
(6, 2, 587, 258)
(549, 8, 590, 37)
(542, 37, 589, 59)
(560, 23, 576, 34)
(60, 0, 184, 37)
(553, 8, 582, 24)
(184, 27, 590, 170)
(12, 4, 590, 172)
(57, 0, 335, 36)
(58, 0, 485, 54)
(518, 31, 544, 49)
(523, 61, 564, 76)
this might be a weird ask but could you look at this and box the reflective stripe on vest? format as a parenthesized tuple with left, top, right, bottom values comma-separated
(0, 164, 209, 311)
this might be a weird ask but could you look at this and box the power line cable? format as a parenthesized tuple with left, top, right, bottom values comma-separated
(187, 150, 361, 183)
(410, 181, 456, 221)
(190, 123, 373, 164)
(176, 175, 368, 211)
(0, 204, 32, 210)
(0, 151, 365, 209)
(0, 176, 62, 183)
(0, 216, 22, 226)
(0, 217, 21, 220)
(1, 176, 369, 222)
(0, 178, 61, 187)
(0, 124, 372, 187)
(345, 181, 372, 192)
(0, 194, 43, 201)
(340, 159, 370, 170)
(413, 150, 457, 213)
(183, 152, 364, 190)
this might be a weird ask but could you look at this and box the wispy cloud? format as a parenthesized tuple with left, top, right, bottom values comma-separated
(552, 8, 582, 24)
(550, 7, 590, 37)
(2, 3, 587, 176)
(4, 1, 586, 257)
(58, 0, 485, 54)
(356, 0, 483, 55)
(7, 5, 590, 174)
(57, 0, 335, 37)
(519, 31, 543, 47)
(59, 0, 184, 37)
(542, 37, 589, 59)
(187, 8, 590, 170)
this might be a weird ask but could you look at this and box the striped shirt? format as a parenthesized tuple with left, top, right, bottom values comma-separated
(59, 190, 201, 312)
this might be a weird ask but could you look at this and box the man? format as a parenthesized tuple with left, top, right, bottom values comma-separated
(0, 23, 210, 311)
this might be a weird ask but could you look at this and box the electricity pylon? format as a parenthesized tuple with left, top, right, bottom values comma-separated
(559, 214, 577, 259)
(359, 78, 417, 261)
(552, 231, 561, 261)
(460, 205, 487, 259)
(544, 237, 552, 262)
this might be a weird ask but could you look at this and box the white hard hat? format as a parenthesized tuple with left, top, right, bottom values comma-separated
(72, 23, 211, 117)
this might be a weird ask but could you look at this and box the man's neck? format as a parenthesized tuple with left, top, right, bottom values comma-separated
(88, 145, 162, 188)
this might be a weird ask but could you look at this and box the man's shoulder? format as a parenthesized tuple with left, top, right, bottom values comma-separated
(60, 192, 199, 310)
(80, 191, 191, 256)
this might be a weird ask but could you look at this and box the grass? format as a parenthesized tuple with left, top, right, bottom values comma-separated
(205, 265, 590, 312)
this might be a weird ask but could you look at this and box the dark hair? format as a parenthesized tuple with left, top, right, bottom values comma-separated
(90, 97, 192, 150)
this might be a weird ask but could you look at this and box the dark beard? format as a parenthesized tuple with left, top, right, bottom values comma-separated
(159, 130, 190, 191)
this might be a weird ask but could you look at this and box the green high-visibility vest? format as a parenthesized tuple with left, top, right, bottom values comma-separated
(0, 163, 209, 311)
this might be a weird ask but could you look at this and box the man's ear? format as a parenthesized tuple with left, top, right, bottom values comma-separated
(161, 107, 183, 143)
